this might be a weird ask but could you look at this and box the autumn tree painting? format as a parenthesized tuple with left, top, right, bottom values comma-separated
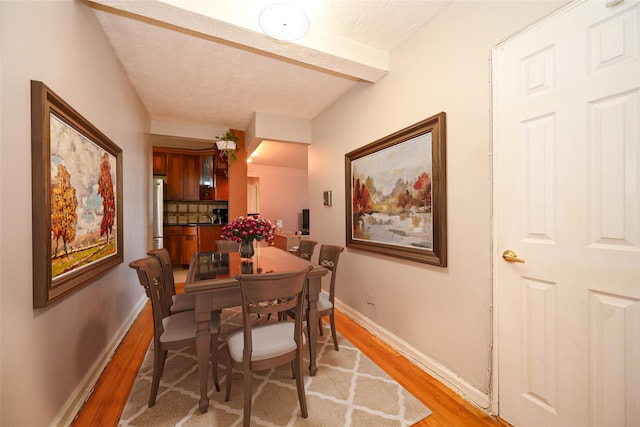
(46, 114, 119, 279)
(98, 153, 115, 243)
(413, 172, 432, 210)
(353, 177, 373, 214)
(51, 164, 78, 257)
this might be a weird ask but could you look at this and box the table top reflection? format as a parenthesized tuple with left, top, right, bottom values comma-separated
(185, 246, 323, 291)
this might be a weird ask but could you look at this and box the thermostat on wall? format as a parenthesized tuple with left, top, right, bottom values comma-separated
(323, 191, 332, 206)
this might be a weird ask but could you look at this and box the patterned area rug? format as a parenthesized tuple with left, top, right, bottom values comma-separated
(119, 308, 432, 426)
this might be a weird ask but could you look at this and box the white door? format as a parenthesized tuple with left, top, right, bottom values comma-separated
(493, 1, 640, 426)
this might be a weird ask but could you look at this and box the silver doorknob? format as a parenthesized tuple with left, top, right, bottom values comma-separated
(502, 249, 525, 263)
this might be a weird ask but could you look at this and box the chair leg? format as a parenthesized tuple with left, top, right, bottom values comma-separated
(242, 365, 253, 427)
(149, 348, 168, 407)
(224, 351, 233, 401)
(318, 316, 324, 336)
(329, 311, 339, 351)
(294, 352, 308, 418)
(210, 334, 220, 392)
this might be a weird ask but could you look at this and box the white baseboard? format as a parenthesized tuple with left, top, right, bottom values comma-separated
(50, 295, 148, 427)
(334, 297, 492, 413)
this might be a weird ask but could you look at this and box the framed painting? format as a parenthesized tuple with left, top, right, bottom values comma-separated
(345, 112, 447, 266)
(31, 81, 123, 308)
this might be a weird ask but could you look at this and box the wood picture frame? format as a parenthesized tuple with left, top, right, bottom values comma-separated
(345, 112, 447, 266)
(31, 81, 124, 308)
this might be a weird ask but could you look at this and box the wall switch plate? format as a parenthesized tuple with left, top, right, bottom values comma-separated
(323, 190, 332, 206)
(366, 295, 375, 305)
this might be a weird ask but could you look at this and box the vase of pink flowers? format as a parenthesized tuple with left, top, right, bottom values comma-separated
(221, 215, 275, 260)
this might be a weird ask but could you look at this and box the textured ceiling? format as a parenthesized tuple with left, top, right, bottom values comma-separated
(86, 0, 451, 167)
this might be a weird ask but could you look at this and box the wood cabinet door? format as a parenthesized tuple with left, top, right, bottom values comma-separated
(153, 151, 166, 175)
(181, 228, 199, 265)
(199, 225, 221, 252)
(166, 154, 184, 200)
(182, 155, 200, 201)
(164, 226, 182, 266)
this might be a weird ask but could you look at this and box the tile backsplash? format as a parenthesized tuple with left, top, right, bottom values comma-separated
(165, 201, 228, 225)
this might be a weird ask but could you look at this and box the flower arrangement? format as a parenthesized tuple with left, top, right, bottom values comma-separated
(221, 215, 275, 244)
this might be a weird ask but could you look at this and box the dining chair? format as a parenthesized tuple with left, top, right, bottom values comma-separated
(286, 244, 344, 351)
(215, 239, 240, 253)
(316, 245, 345, 350)
(296, 239, 318, 261)
(148, 248, 195, 315)
(224, 266, 313, 427)
(129, 256, 221, 407)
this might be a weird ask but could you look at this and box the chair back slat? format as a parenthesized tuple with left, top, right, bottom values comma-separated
(129, 257, 166, 340)
(215, 239, 240, 253)
(297, 240, 318, 260)
(318, 245, 344, 303)
(236, 266, 312, 359)
(147, 248, 175, 316)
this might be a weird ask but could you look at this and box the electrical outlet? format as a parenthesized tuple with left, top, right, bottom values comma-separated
(366, 295, 375, 305)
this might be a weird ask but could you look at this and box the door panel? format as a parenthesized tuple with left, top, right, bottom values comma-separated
(493, 1, 640, 426)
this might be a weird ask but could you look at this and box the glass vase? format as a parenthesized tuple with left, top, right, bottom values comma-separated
(239, 240, 255, 260)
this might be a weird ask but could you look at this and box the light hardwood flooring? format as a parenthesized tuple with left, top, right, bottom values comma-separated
(71, 284, 508, 427)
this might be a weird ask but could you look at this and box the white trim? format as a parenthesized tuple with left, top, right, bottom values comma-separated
(334, 297, 492, 413)
(49, 295, 148, 427)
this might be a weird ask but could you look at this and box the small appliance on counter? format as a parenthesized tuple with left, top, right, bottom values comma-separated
(215, 208, 228, 224)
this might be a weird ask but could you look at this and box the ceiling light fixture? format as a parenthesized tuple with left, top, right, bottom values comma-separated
(259, 3, 309, 41)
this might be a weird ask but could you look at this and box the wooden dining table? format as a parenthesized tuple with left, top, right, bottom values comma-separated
(184, 245, 328, 413)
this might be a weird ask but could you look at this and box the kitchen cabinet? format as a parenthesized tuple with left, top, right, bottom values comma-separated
(181, 225, 199, 265)
(166, 154, 183, 200)
(273, 233, 302, 252)
(153, 151, 166, 175)
(199, 154, 214, 200)
(166, 153, 200, 201)
(199, 225, 222, 252)
(183, 155, 200, 200)
(165, 225, 223, 266)
(164, 226, 182, 267)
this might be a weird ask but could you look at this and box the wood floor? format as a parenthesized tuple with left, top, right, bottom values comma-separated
(72, 288, 507, 427)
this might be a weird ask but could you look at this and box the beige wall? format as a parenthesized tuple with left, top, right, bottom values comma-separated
(309, 0, 565, 404)
(248, 164, 309, 234)
(0, 1, 150, 425)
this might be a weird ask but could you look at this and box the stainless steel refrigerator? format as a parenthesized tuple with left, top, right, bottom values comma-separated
(152, 178, 164, 249)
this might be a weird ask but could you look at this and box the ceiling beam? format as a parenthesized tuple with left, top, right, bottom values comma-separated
(86, 0, 389, 82)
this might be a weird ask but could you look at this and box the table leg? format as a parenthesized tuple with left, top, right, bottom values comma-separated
(306, 276, 320, 376)
(195, 294, 212, 413)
